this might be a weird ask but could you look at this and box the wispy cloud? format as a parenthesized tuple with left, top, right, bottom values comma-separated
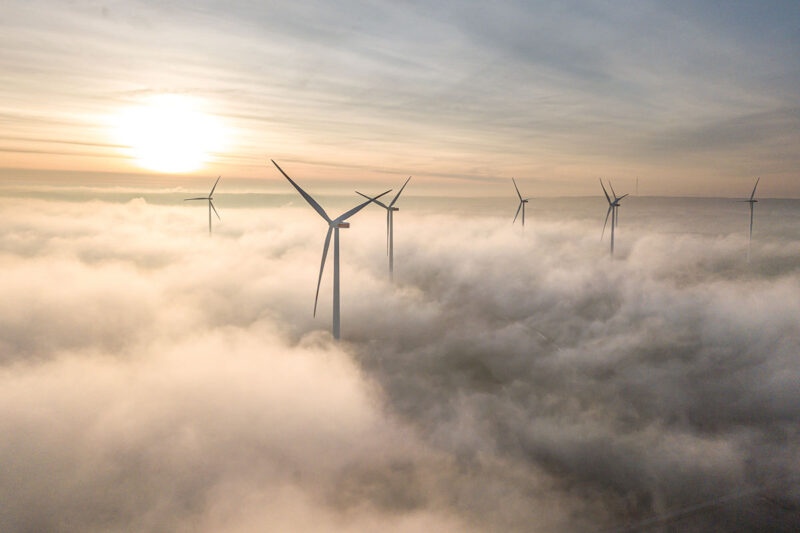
(1, 1, 799, 194)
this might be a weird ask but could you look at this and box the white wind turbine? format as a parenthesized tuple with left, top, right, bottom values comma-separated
(184, 176, 221, 236)
(512, 178, 532, 227)
(600, 178, 628, 256)
(739, 178, 760, 262)
(271, 160, 390, 340)
(356, 176, 411, 280)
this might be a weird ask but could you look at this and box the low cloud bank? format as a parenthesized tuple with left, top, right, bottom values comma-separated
(1, 196, 798, 532)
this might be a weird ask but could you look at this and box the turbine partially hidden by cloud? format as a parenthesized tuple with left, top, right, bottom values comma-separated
(511, 177, 531, 227)
(357, 175, 412, 280)
(184, 175, 222, 235)
(739, 177, 760, 261)
(600, 178, 629, 256)
(0, 192, 798, 532)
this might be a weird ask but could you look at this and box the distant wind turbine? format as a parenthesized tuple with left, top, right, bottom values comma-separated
(610, 181, 623, 227)
(271, 160, 390, 340)
(512, 178, 532, 227)
(600, 178, 628, 256)
(356, 176, 411, 280)
(739, 178, 760, 262)
(184, 176, 221, 236)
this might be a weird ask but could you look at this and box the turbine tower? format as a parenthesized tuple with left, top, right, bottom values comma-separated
(740, 178, 760, 262)
(512, 178, 532, 227)
(271, 160, 390, 340)
(356, 176, 411, 280)
(600, 178, 628, 256)
(184, 176, 221, 236)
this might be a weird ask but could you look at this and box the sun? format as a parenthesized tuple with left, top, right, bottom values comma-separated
(113, 94, 225, 173)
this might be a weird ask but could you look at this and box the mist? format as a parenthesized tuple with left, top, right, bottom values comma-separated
(1, 191, 798, 532)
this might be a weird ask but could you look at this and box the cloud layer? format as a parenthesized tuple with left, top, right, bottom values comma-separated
(1, 193, 799, 532)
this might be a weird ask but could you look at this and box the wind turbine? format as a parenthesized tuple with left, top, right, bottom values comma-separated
(600, 178, 628, 256)
(271, 160, 390, 340)
(356, 176, 411, 280)
(184, 176, 221, 236)
(739, 178, 760, 262)
(610, 181, 622, 227)
(512, 178, 532, 227)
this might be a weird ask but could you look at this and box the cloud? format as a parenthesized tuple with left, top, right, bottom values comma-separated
(0, 193, 799, 532)
(2, 1, 800, 193)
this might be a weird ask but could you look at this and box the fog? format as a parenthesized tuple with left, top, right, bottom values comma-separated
(1, 191, 798, 532)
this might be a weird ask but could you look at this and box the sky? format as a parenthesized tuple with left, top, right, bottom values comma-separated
(2, 193, 799, 532)
(1, 0, 799, 196)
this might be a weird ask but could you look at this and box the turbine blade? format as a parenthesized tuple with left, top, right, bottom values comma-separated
(617, 193, 629, 201)
(355, 191, 389, 209)
(209, 176, 221, 196)
(750, 177, 760, 200)
(599, 178, 611, 204)
(210, 200, 221, 220)
(609, 181, 617, 200)
(335, 189, 391, 223)
(389, 176, 412, 207)
(184, 197, 207, 201)
(513, 202, 522, 224)
(512, 178, 523, 201)
(314, 227, 333, 317)
(271, 160, 332, 223)
(601, 205, 612, 239)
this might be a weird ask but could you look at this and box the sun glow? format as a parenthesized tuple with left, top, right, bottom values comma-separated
(113, 95, 225, 173)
